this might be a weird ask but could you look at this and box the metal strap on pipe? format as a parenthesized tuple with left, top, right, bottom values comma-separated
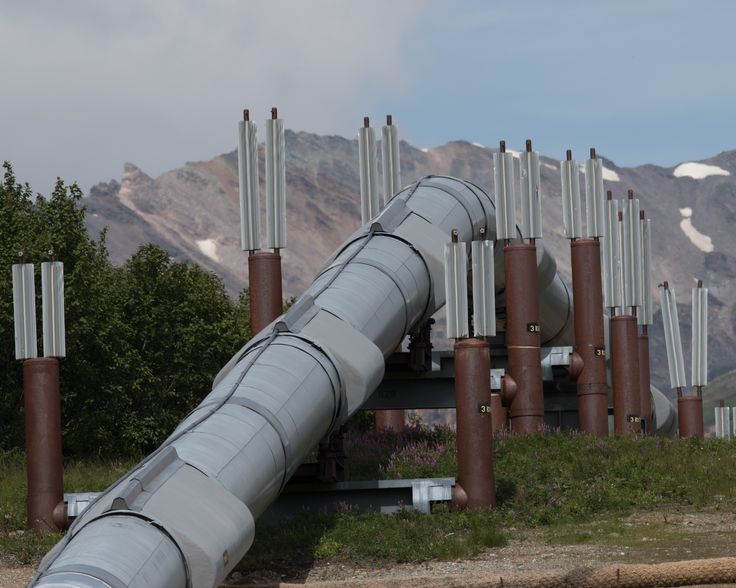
(584, 158, 605, 238)
(602, 199, 622, 310)
(358, 126, 380, 224)
(471, 240, 496, 337)
(622, 198, 642, 309)
(560, 159, 583, 239)
(520, 151, 542, 239)
(420, 180, 477, 237)
(265, 117, 286, 249)
(692, 284, 708, 387)
(47, 564, 129, 588)
(638, 218, 653, 325)
(444, 241, 469, 339)
(659, 284, 687, 390)
(41, 261, 66, 358)
(493, 152, 517, 240)
(237, 120, 261, 251)
(12, 262, 37, 360)
(381, 123, 401, 205)
(227, 397, 292, 490)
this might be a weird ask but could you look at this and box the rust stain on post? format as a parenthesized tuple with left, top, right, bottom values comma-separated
(611, 315, 641, 435)
(453, 338, 495, 509)
(571, 240, 609, 435)
(504, 243, 544, 433)
(678, 396, 704, 439)
(248, 251, 284, 335)
(375, 410, 405, 432)
(24, 357, 67, 533)
(490, 392, 508, 433)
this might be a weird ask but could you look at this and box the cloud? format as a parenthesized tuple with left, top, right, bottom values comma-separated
(0, 0, 429, 192)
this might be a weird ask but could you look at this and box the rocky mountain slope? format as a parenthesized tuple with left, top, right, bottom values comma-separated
(84, 131, 736, 394)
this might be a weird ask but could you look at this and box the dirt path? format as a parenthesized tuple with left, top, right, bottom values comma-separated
(227, 510, 736, 585)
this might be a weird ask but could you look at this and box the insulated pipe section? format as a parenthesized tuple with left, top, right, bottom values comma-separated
(31, 176, 574, 588)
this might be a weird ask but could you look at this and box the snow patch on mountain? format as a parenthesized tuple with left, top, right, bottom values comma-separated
(674, 162, 730, 179)
(196, 238, 220, 261)
(679, 207, 714, 252)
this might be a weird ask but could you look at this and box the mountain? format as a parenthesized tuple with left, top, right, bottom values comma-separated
(84, 131, 736, 395)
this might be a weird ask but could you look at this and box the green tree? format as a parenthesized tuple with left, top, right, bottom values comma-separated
(107, 244, 247, 454)
(1, 162, 252, 457)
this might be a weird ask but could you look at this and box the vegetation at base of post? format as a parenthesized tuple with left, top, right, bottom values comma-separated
(4, 431, 736, 565)
(346, 425, 736, 525)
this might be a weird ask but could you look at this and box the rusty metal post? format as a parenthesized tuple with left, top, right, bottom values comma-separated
(375, 340, 406, 432)
(504, 243, 544, 433)
(490, 392, 508, 433)
(638, 326, 653, 434)
(374, 409, 405, 432)
(678, 389, 704, 439)
(570, 239, 609, 436)
(24, 357, 67, 532)
(248, 250, 283, 335)
(452, 338, 495, 509)
(610, 315, 641, 435)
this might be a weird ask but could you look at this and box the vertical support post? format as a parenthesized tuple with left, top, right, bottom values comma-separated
(373, 117, 404, 431)
(246, 106, 286, 336)
(24, 357, 67, 532)
(248, 251, 283, 335)
(610, 198, 642, 435)
(638, 212, 653, 433)
(495, 140, 543, 433)
(611, 315, 641, 435)
(679, 279, 707, 439)
(374, 410, 405, 432)
(677, 395, 704, 439)
(504, 242, 543, 432)
(453, 338, 495, 509)
(571, 240, 609, 435)
(638, 327, 652, 434)
(568, 148, 608, 435)
(14, 253, 68, 532)
(490, 392, 508, 433)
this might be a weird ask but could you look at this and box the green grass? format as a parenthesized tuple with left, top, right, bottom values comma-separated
(346, 427, 736, 525)
(5, 429, 736, 567)
(0, 450, 134, 563)
(243, 506, 506, 570)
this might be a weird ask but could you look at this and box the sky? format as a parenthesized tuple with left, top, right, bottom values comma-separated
(2, 0, 736, 195)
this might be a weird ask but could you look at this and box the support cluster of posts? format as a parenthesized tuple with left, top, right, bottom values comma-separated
(441, 140, 711, 509)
